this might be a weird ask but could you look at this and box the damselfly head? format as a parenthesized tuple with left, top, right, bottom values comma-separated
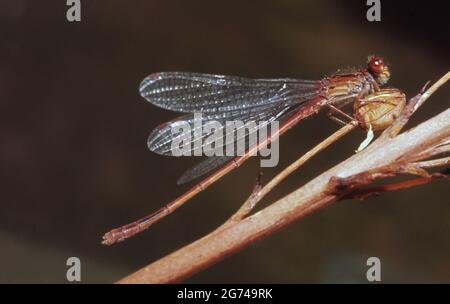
(367, 55, 390, 86)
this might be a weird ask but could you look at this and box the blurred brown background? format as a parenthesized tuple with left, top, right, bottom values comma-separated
(1, 0, 449, 283)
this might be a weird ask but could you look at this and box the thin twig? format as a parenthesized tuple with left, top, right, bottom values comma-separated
(411, 142, 450, 163)
(227, 173, 263, 223)
(414, 156, 450, 169)
(221, 122, 357, 229)
(381, 72, 450, 139)
(341, 170, 448, 201)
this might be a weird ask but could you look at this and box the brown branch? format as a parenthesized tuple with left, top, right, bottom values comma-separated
(414, 156, 450, 169)
(220, 122, 357, 230)
(118, 72, 450, 284)
(340, 165, 449, 201)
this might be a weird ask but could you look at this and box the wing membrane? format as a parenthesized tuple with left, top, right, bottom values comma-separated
(142, 72, 324, 183)
(148, 104, 291, 156)
(140, 72, 321, 113)
(174, 103, 307, 184)
(177, 156, 234, 185)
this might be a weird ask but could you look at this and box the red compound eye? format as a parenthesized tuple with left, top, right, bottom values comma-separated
(368, 56, 385, 74)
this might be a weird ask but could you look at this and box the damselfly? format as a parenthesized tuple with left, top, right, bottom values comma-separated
(102, 55, 401, 245)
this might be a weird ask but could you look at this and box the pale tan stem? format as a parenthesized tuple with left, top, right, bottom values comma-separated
(414, 156, 450, 169)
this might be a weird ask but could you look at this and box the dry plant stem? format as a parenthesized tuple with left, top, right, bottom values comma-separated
(381, 72, 449, 139)
(415, 156, 450, 169)
(222, 122, 357, 228)
(228, 173, 263, 223)
(413, 142, 450, 162)
(338, 155, 450, 201)
(341, 170, 448, 201)
(118, 73, 449, 284)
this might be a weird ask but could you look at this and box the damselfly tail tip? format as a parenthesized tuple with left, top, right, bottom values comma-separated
(101, 232, 116, 246)
(102, 228, 130, 245)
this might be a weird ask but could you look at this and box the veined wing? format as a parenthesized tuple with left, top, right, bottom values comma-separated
(177, 156, 234, 185)
(148, 103, 292, 156)
(175, 103, 308, 184)
(140, 72, 321, 114)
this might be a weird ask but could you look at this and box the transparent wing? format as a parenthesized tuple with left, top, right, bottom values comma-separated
(177, 156, 234, 185)
(140, 72, 321, 114)
(174, 104, 306, 184)
(147, 104, 292, 156)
